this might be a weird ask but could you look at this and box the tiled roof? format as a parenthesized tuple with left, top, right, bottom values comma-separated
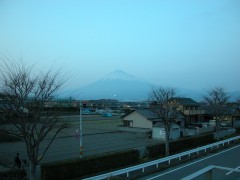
(122, 108, 159, 120)
(172, 98, 199, 106)
(135, 109, 158, 119)
(122, 108, 184, 121)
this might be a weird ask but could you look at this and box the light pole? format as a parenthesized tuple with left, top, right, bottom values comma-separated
(79, 101, 83, 158)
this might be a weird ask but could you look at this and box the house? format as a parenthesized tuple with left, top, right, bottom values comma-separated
(172, 98, 211, 125)
(221, 105, 240, 128)
(203, 104, 240, 128)
(232, 106, 240, 128)
(122, 109, 160, 129)
(82, 99, 120, 110)
(121, 108, 184, 131)
(152, 122, 180, 140)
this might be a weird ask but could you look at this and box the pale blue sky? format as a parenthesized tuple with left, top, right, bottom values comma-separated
(0, 0, 239, 92)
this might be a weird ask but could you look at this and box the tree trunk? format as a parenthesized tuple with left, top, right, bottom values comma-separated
(165, 129, 170, 156)
(30, 161, 37, 180)
(215, 119, 221, 141)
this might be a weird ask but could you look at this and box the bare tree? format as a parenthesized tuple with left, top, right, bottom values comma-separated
(0, 58, 68, 180)
(237, 98, 240, 105)
(204, 87, 229, 141)
(149, 87, 179, 156)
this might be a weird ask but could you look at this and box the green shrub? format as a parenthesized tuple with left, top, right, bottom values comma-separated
(146, 134, 214, 158)
(0, 169, 27, 180)
(43, 107, 79, 115)
(145, 144, 165, 158)
(170, 134, 214, 154)
(41, 149, 140, 180)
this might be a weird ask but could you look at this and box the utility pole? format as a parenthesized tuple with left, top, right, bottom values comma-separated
(79, 101, 83, 158)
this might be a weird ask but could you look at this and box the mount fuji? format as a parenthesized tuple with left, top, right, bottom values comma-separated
(61, 70, 240, 102)
(70, 70, 154, 101)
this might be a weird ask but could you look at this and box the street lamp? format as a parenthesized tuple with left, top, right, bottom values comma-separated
(80, 101, 83, 158)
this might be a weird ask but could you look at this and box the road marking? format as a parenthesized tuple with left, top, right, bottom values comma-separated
(226, 165, 240, 175)
(146, 144, 240, 180)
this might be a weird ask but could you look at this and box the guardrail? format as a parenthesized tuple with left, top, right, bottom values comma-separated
(84, 135, 240, 180)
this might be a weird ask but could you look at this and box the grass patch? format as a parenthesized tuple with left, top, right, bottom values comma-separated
(0, 132, 21, 142)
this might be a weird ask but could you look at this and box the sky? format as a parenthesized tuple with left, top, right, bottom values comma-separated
(0, 0, 240, 92)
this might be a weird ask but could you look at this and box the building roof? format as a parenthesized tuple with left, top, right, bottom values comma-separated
(122, 109, 159, 120)
(172, 98, 199, 106)
(122, 108, 184, 122)
(135, 109, 159, 119)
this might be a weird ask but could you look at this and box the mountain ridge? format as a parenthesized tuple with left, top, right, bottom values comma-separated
(60, 70, 240, 102)
(70, 70, 153, 101)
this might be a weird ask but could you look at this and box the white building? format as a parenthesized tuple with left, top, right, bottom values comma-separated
(122, 109, 160, 129)
(152, 122, 180, 140)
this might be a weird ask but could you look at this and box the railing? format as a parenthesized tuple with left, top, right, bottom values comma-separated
(83, 135, 240, 180)
(183, 109, 205, 115)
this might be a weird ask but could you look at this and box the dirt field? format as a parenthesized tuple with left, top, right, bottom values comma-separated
(58, 114, 123, 136)
(0, 114, 160, 166)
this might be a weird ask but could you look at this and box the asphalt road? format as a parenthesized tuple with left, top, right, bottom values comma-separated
(139, 144, 240, 180)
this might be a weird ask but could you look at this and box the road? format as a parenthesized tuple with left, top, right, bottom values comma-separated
(139, 144, 240, 180)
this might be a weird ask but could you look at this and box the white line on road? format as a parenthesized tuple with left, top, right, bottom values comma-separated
(226, 165, 240, 175)
(146, 144, 240, 180)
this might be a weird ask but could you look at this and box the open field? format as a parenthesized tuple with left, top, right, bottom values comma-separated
(0, 115, 160, 166)
(57, 114, 123, 136)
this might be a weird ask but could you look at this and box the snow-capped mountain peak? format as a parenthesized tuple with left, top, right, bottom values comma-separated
(101, 70, 139, 81)
(70, 70, 153, 101)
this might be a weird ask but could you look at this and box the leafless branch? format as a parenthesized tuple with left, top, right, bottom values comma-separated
(149, 87, 179, 156)
(0, 58, 68, 179)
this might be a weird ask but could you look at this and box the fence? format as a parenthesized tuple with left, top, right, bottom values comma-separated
(84, 135, 240, 180)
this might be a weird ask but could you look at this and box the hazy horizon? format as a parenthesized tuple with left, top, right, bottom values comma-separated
(0, 1, 239, 93)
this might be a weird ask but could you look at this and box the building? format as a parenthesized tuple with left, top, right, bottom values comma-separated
(172, 98, 210, 125)
(122, 109, 160, 129)
(121, 108, 184, 131)
(152, 122, 180, 140)
(221, 105, 240, 127)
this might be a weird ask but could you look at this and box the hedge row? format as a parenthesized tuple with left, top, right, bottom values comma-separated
(43, 107, 79, 112)
(146, 133, 215, 158)
(0, 169, 27, 180)
(41, 149, 140, 180)
(0, 132, 21, 142)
